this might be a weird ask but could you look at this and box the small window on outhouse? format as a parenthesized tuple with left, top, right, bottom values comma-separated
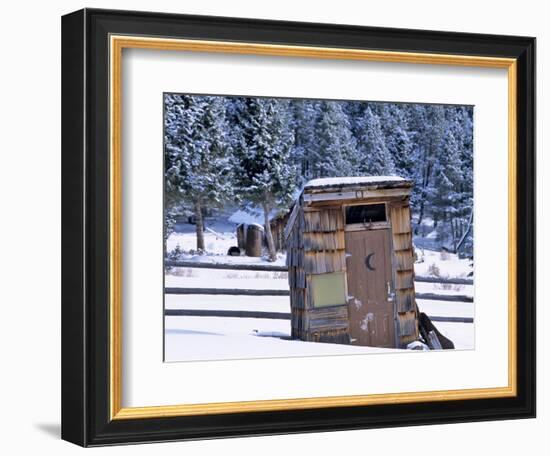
(311, 272, 347, 308)
(345, 203, 386, 225)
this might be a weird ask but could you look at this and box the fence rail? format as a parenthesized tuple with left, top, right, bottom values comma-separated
(165, 260, 473, 285)
(415, 276, 473, 286)
(429, 316, 474, 323)
(415, 292, 473, 303)
(165, 309, 291, 320)
(165, 260, 287, 272)
(165, 287, 473, 303)
(165, 287, 290, 296)
(165, 308, 473, 324)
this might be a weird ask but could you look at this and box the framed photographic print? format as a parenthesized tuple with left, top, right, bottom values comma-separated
(61, 8, 535, 447)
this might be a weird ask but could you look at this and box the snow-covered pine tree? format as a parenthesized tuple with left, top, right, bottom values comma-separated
(343, 100, 365, 136)
(354, 106, 396, 175)
(406, 104, 447, 232)
(431, 130, 465, 251)
(233, 97, 298, 261)
(164, 94, 196, 250)
(379, 104, 414, 178)
(445, 106, 474, 254)
(290, 99, 321, 184)
(313, 101, 357, 178)
(164, 94, 234, 252)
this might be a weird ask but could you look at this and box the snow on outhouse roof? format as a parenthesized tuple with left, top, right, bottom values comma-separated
(303, 176, 412, 191)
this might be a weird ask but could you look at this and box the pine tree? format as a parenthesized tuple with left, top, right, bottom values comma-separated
(431, 130, 465, 250)
(445, 106, 474, 253)
(344, 100, 366, 136)
(290, 99, 321, 183)
(164, 94, 197, 250)
(406, 104, 447, 232)
(354, 106, 396, 175)
(379, 104, 414, 178)
(233, 98, 298, 261)
(164, 94, 234, 252)
(313, 101, 357, 177)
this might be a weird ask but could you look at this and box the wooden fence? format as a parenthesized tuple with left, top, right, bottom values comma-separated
(165, 260, 473, 285)
(165, 287, 472, 303)
(165, 260, 474, 323)
(164, 309, 473, 324)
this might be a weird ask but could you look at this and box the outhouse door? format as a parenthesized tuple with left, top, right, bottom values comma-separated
(345, 229, 395, 347)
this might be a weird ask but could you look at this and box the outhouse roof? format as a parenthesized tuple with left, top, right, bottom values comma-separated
(283, 176, 413, 240)
(304, 176, 412, 192)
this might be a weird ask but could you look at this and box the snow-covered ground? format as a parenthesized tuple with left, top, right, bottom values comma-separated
(165, 293, 474, 362)
(165, 213, 474, 362)
(165, 316, 402, 362)
(166, 269, 289, 290)
(167, 217, 241, 258)
(414, 248, 472, 279)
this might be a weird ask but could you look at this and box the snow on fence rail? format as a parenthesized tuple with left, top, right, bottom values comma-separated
(165, 259, 473, 286)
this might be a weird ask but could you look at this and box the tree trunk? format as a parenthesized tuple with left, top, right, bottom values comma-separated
(455, 209, 473, 253)
(263, 202, 277, 262)
(415, 161, 431, 234)
(451, 216, 458, 252)
(194, 200, 205, 253)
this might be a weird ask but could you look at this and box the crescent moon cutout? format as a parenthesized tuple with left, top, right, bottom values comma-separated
(365, 253, 376, 271)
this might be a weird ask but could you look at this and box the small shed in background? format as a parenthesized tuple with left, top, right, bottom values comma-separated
(269, 210, 292, 252)
(284, 176, 419, 348)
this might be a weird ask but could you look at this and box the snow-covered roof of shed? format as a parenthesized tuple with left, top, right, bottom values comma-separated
(303, 176, 412, 191)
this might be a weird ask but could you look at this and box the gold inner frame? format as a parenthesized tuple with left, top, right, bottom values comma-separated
(109, 35, 517, 420)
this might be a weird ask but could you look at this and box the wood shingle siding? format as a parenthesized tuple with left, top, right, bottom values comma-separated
(307, 306, 350, 332)
(390, 204, 412, 234)
(308, 330, 351, 344)
(304, 251, 347, 274)
(395, 249, 415, 271)
(397, 311, 418, 337)
(395, 270, 414, 290)
(390, 203, 419, 347)
(303, 231, 346, 251)
(395, 289, 416, 313)
(392, 232, 412, 251)
(303, 208, 344, 232)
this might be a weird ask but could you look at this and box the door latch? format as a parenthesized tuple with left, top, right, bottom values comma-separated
(387, 281, 395, 300)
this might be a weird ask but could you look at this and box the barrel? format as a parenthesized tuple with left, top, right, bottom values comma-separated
(236, 223, 246, 250)
(245, 224, 264, 257)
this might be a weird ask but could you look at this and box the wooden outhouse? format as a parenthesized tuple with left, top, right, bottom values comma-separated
(284, 176, 419, 348)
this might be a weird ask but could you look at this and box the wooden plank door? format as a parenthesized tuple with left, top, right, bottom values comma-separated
(345, 229, 395, 347)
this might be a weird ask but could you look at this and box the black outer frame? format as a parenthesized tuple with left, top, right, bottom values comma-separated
(61, 8, 536, 447)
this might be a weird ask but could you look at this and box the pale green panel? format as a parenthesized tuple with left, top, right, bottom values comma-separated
(311, 272, 347, 308)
